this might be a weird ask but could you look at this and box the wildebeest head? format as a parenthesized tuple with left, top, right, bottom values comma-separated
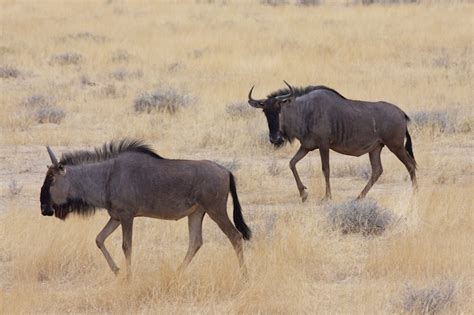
(248, 81, 295, 147)
(40, 146, 72, 219)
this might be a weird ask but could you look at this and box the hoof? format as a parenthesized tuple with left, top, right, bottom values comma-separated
(300, 190, 308, 202)
(112, 267, 120, 276)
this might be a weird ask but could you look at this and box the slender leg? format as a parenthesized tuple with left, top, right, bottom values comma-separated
(178, 210, 205, 273)
(358, 145, 383, 199)
(120, 216, 134, 280)
(289, 145, 310, 202)
(207, 209, 248, 278)
(96, 217, 121, 275)
(389, 146, 418, 190)
(319, 147, 332, 200)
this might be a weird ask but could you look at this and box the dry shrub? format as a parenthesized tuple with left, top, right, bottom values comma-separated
(400, 282, 456, 314)
(297, 0, 320, 5)
(80, 75, 95, 86)
(326, 199, 394, 235)
(410, 110, 471, 134)
(225, 101, 254, 119)
(110, 68, 143, 81)
(64, 32, 106, 43)
(357, 0, 419, 4)
(260, 0, 288, 6)
(22, 95, 51, 108)
(134, 87, 191, 114)
(20, 94, 66, 124)
(49, 52, 82, 66)
(35, 106, 66, 124)
(111, 49, 130, 63)
(0, 65, 20, 78)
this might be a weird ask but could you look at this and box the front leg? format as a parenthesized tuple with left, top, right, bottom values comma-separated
(289, 145, 310, 202)
(96, 217, 121, 275)
(319, 147, 332, 200)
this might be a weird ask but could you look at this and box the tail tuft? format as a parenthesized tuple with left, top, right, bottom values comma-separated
(229, 173, 251, 240)
(405, 129, 417, 169)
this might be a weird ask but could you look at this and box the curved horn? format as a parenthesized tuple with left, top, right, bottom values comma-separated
(275, 80, 295, 101)
(46, 146, 58, 167)
(248, 85, 256, 102)
(248, 85, 264, 108)
(283, 80, 294, 96)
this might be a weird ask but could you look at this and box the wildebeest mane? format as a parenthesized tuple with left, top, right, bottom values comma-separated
(60, 138, 164, 166)
(53, 198, 96, 220)
(267, 85, 346, 100)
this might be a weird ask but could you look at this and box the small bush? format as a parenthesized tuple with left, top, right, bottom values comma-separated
(0, 65, 20, 78)
(22, 95, 51, 108)
(297, 0, 320, 5)
(35, 106, 66, 124)
(80, 75, 95, 86)
(357, 0, 419, 4)
(400, 282, 456, 314)
(411, 110, 460, 133)
(66, 32, 106, 42)
(110, 69, 143, 81)
(225, 101, 254, 118)
(260, 0, 288, 6)
(111, 49, 130, 63)
(133, 87, 191, 114)
(9, 179, 23, 196)
(326, 199, 394, 235)
(50, 52, 82, 66)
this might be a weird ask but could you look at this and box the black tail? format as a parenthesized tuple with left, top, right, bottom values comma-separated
(229, 173, 251, 240)
(405, 129, 417, 168)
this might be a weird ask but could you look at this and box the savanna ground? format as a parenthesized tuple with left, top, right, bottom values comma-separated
(0, 0, 473, 313)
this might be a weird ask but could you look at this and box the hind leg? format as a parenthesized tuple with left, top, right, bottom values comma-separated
(207, 208, 247, 278)
(358, 144, 383, 199)
(178, 208, 205, 272)
(389, 145, 418, 189)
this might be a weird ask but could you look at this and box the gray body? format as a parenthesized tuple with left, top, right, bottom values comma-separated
(41, 141, 251, 278)
(249, 83, 417, 200)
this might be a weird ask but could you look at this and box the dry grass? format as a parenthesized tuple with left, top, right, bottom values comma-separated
(0, 0, 472, 314)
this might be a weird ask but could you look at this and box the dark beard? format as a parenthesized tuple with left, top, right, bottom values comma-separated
(53, 198, 96, 220)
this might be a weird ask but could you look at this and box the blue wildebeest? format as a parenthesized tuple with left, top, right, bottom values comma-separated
(248, 81, 417, 201)
(40, 139, 251, 278)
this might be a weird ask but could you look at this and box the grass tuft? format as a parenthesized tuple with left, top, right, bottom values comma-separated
(133, 87, 192, 114)
(326, 199, 395, 235)
(49, 52, 82, 66)
(35, 106, 66, 124)
(0, 65, 20, 78)
(400, 282, 456, 314)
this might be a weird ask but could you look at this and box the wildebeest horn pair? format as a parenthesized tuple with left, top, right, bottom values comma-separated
(248, 80, 295, 108)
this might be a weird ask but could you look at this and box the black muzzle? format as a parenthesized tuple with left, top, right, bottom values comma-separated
(41, 204, 54, 216)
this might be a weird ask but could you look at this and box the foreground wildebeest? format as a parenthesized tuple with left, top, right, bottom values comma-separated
(40, 139, 251, 278)
(248, 81, 417, 201)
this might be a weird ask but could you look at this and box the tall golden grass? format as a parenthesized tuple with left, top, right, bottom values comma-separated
(0, 1, 472, 313)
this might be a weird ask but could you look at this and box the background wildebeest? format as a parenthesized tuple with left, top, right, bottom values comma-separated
(248, 81, 417, 201)
(40, 139, 251, 278)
